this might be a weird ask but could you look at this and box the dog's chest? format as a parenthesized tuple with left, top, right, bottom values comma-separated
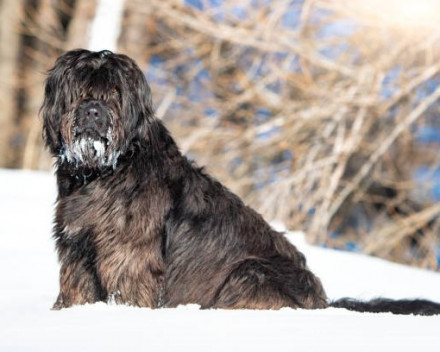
(59, 174, 169, 237)
(57, 173, 170, 305)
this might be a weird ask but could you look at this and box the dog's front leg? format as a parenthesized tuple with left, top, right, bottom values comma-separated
(52, 259, 106, 310)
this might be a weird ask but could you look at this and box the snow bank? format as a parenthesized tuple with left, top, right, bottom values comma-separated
(1, 170, 439, 352)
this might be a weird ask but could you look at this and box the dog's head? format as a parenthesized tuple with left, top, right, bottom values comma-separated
(41, 49, 154, 170)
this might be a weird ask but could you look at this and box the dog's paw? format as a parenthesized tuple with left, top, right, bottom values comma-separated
(107, 291, 122, 305)
(51, 294, 66, 310)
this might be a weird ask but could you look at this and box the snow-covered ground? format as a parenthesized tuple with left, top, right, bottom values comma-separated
(1, 169, 440, 352)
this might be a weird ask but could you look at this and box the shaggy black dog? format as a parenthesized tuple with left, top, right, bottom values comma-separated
(42, 49, 440, 315)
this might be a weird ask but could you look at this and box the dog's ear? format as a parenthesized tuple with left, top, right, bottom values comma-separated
(117, 56, 156, 146)
(41, 63, 65, 155)
(133, 78, 155, 142)
(41, 49, 90, 155)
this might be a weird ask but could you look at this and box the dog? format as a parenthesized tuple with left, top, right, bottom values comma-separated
(41, 49, 440, 315)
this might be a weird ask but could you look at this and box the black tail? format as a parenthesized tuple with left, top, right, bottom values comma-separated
(330, 298, 440, 316)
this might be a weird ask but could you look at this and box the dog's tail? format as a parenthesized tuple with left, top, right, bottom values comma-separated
(329, 298, 440, 316)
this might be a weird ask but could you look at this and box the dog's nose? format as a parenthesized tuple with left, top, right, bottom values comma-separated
(76, 101, 109, 137)
(83, 104, 105, 130)
(86, 106, 102, 120)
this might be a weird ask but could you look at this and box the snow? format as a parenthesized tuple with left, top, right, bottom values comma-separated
(1, 169, 440, 352)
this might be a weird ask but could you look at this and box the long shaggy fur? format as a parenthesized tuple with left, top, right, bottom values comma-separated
(41, 49, 440, 315)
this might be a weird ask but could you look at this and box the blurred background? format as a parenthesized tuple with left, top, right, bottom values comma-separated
(1, 0, 440, 270)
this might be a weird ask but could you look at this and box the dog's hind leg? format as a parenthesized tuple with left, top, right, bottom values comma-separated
(209, 257, 328, 310)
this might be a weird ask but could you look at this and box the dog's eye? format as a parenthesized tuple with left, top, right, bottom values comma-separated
(111, 88, 119, 96)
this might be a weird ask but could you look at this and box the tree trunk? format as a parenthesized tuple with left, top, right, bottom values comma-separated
(0, 0, 21, 168)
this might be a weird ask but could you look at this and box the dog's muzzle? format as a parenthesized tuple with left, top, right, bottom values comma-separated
(61, 100, 120, 169)
(75, 100, 111, 140)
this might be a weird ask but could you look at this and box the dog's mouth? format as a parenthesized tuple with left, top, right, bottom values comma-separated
(61, 127, 121, 170)
(74, 127, 108, 141)
(73, 126, 112, 151)
(73, 135, 108, 160)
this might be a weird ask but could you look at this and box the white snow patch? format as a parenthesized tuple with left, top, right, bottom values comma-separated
(1, 169, 440, 352)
